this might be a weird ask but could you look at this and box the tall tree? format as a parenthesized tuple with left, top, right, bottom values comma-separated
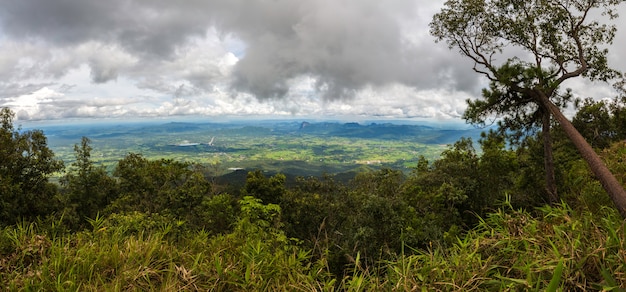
(464, 77, 573, 203)
(0, 108, 64, 224)
(430, 0, 626, 217)
(61, 137, 118, 226)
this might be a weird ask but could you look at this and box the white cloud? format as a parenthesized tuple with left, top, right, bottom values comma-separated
(0, 0, 624, 122)
(3, 87, 64, 120)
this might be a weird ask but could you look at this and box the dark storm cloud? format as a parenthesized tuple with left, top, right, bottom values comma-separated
(0, 0, 208, 57)
(0, 0, 481, 99)
(211, 0, 480, 99)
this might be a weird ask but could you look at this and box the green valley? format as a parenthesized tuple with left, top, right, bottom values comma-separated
(36, 120, 488, 177)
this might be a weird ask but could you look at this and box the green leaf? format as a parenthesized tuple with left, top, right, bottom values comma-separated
(546, 260, 564, 292)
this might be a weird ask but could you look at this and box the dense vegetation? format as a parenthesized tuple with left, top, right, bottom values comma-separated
(431, 0, 626, 216)
(1, 96, 626, 290)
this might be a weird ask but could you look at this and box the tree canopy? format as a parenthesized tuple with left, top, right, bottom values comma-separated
(0, 108, 63, 223)
(430, 0, 626, 216)
(431, 0, 622, 86)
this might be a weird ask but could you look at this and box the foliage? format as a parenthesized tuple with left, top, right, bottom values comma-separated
(431, 0, 626, 210)
(60, 137, 119, 229)
(431, 0, 622, 85)
(2, 195, 626, 290)
(241, 170, 286, 204)
(342, 169, 421, 264)
(3, 106, 626, 289)
(362, 202, 626, 291)
(0, 108, 64, 225)
(562, 140, 626, 214)
(402, 133, 517, 229)
(573, 97, 626, 149)
(197, 193, 238, 235)
(111, 154, 207, 217)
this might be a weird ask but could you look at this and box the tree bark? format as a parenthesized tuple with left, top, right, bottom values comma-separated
(542, 110, 559, 204)
(537, 92, 626, 218)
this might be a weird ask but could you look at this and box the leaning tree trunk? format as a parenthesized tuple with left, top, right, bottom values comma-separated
(542, 110, 559, 204)
(537, 93, 626, 218)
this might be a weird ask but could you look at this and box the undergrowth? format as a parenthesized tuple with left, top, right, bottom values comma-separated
(1, 201, 625, 291)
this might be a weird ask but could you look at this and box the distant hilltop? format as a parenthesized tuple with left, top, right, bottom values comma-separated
(294, 121, 490, 144)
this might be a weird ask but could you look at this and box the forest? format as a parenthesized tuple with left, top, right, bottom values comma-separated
(1, 93, 626, 290)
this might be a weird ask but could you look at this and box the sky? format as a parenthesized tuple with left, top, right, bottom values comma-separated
(0, 0, 625, 122)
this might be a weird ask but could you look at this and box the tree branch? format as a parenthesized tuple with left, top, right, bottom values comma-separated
(555, 1, 593, 85)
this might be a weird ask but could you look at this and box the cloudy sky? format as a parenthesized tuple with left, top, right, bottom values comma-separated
(0, 0, 624, 122)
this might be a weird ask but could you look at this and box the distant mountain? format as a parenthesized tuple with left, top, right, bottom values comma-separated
(35, 119, 492, 146)
(294, 121, 488, 144)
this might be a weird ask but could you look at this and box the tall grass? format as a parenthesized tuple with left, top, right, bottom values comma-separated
(348, 201, 626, 291)
(1, 202, 625, 291)
(0, 209, 337, 291)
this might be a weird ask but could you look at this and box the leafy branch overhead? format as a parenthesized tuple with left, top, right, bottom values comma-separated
(431, 0, 622, 90)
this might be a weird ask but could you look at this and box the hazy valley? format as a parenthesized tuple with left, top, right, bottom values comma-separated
(34, 119, 488, 178)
